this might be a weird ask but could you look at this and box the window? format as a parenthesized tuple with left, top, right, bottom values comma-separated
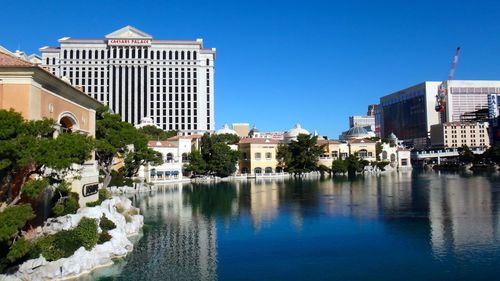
(166, 153, 174, 162)
(242, 152, 248, 160)
(265, 152, 272, 160)
(254, 167, 262, 174)
(182, 153, 188, 163)
(265, 167, 273, 174)
(206, 59, 209, 66)
(175, 51, 178, 60)
(255, 153, 261, 160)
(358, 149, 368, 158)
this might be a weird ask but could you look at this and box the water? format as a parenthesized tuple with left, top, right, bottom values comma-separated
(81, 171, 500, 281)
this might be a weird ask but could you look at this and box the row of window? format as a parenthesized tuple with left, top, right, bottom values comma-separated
(241, 167, 284, 174)
(61, 49, 201, 61)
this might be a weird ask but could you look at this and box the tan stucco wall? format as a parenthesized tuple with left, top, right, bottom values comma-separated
(238, 143, 279, 173)
(0, 82, 95, 136)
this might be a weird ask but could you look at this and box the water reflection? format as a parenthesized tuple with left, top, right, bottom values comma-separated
(89, 172, 500, 281)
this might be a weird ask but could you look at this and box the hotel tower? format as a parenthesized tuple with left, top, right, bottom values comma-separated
(40, 26, 216, 134)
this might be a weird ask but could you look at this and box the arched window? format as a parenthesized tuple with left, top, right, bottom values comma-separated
(52, 58, 55, 65)
(181, 51, 184, 60)
(46, 58, 49, 65)
(265, 152, 272, 159)
(255, 152, 261, 160)
(193, 51, 197, 60)
(182, 153, 188, 163)
(206, 59, 209, 66)
(95, 50, 98, 59)
(69, 50, 73, 59)
(82, 50, 86, 59)
(187, 51, 191, 60)
(382, 151, 388, 160)
(89, 50, 93, 59)
(265, 167, 273, 174)
(75, 50, 79, 59)
(175, 51, 178, 60)
(150, 51, 154, 59)
(163, 51, 166, 60)
(358, 149, 368, 158)
(166, 153, 174, 162)
(169, 51, 172, 60)
(126, 48, 129, 58)
(390, 153, 396, 162)
(157, 50, 160, 60)
(63, 50, 67, 59)
(241, 167, 249, 174)
(254, 167, 262, 174)
(101, 50, 105, 59)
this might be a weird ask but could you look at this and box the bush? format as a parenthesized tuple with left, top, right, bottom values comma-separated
(6, 238, 33, 263)
(98, 231, 112, 244)
(0, 205, 35, 243)
(75, 218, 98, 250)
(99, 215, 116, 231)
(51, 183, 80, 217)
(35, 217, 99, 261)
(86, 188, 110, 207)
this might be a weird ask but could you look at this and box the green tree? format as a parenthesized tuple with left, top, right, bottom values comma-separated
(459, 145, 475, 163)
(346, 154, 368, 177)
(277, 134, 325, 175)
(375, 142, 383, 161)
(0, 109, 94, 206)
(94, 107, 162, 187)
(483, 144, 500, 164)
(331, 159, 348, 175)
(185, 150, 207, 176)
(138, 125, 177, 141)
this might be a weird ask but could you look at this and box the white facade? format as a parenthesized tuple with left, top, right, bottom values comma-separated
(349, 115, 375, 131)
(40, 26, 216, 135)
(442, 80, 500, 123)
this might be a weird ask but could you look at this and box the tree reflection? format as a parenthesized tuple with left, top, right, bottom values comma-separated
(184, 182, 238, 218)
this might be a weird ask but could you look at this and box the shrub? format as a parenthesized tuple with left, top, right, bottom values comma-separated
(99, 215, 116, 231)
(86, 188, 110, 207)
(97, 231, 112, 244)
(74, 218, 98, 250)
(51, 183, 80, 217)
(6, 238, 33, 263)
(0, 205, 35, 244)
(35, 217, 99, 261)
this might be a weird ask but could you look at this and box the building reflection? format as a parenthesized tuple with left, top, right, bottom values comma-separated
(428, 174, 499, 257)
(126, 183, 218, 281)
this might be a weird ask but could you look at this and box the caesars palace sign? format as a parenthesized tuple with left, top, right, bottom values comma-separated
(108, 39, 151, 46)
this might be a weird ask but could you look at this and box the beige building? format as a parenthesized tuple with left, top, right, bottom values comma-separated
(0, 51, 102, 205)
(430, 122, 490, 149)
(232, 123, 250, 138)
(238, 138, 281, 175)
(348, 139, 377, 162)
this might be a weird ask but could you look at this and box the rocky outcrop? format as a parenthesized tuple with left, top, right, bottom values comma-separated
(0, 196, 143, 281)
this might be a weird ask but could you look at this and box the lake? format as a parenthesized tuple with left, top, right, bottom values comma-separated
(81, 171, 500, 281)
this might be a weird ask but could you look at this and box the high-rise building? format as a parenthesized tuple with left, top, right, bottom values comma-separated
(379, 81, 441, 148)
(40, 25, 216, 135)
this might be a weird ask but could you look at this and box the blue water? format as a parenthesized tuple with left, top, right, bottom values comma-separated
(82, 171, 500, 281)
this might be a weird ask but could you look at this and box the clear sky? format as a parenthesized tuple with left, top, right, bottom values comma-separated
(2, 0, 499, 138)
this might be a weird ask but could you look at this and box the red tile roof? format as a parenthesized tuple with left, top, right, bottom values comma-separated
(167, 134, 203, 141)
(317, 139, 341, 145)
(148, 140, 177, 147)
(238, 138, 280, 145)
(0, 51, 35, 67)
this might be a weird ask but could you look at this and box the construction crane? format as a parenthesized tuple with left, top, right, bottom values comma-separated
(435, 47, 461, 112)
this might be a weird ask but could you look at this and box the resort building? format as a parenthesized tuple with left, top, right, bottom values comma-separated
(348, 139, 377, 162)
(349, 115, 375, 132)
(232, 123, 250, 138)
(238, 138, 282, 175)
(0, 50, 102, 205)
(430, 122, 490, 149)
(39, 25, 216, 135)
(142, 134, 203, 182)
(317, 139, 349, 167)
(340, 126, 375, 141)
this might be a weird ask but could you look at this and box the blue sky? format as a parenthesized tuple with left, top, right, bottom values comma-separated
(2, 0, 500, 138)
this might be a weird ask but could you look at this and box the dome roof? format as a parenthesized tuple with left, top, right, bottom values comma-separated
(344, 126, 370, 139)
(135, 116, 159, 129)
(285, 123, 310, 139)
(388, 132, 398, 140)
(216, 123, 238, 135)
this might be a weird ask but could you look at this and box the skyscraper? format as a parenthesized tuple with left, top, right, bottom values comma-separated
(40, 26, 216, 134)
